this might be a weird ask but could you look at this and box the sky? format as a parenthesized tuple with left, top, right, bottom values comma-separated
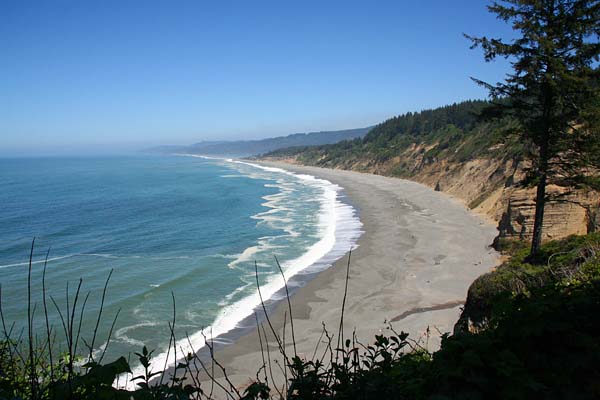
(1, 0, 516, 155)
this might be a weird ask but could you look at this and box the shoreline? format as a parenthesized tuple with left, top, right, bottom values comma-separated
(126, 155, 363, 388)
(196, 162, 499, 393)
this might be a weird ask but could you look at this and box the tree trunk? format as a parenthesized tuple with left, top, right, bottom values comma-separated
(586, 203, 599, 233)
(530, 109, 551, 258)
(530, 76, 554, 259)
(530, 172, 547, 256)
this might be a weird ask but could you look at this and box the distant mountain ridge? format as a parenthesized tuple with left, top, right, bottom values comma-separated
(147, 127, 371, 157)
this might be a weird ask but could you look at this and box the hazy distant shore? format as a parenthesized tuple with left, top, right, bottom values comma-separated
(196, 162, 499, 392)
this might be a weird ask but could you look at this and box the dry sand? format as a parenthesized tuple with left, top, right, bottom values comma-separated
(197, 163, 499, 394)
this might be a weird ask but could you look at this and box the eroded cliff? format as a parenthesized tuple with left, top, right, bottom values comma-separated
(266, 148, 599, 245)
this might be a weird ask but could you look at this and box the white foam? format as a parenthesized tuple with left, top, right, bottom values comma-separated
(114, 322, 162, 348)
(218, 282, 254, 306)
(118, 155, 363, 389)
(0, 254, 77, 269)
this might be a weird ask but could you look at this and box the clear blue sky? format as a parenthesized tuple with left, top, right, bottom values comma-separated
(1, 0, 515, 155)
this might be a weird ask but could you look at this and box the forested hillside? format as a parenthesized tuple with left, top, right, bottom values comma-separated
(266, 100, 521, 169)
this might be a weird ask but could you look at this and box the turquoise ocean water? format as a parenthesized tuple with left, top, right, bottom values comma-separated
(0, 155, 361, 375)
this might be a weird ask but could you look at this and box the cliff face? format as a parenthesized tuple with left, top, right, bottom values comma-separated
(496, 186, 599, 241)
(397, 150, 600, 244)
(270, 146, 599, 245)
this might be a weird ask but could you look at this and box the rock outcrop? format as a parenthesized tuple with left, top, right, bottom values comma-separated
(405, 157, 599, 245)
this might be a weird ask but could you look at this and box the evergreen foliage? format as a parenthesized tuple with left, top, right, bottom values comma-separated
(466, 0, 600, 256)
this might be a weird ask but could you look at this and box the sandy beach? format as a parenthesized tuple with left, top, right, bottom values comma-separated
(198, 162, 499, 393)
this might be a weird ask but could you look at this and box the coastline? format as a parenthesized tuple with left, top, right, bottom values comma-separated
(124, 155, 363, 387)
(198, 162, 499, 392)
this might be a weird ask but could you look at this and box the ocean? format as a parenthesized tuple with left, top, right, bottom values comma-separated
(0, 154, 362, 373)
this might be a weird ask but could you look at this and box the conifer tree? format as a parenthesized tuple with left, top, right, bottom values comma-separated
(467, 0, 600, 256)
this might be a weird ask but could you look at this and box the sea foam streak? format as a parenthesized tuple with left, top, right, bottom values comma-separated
(120, 156, 363, 388)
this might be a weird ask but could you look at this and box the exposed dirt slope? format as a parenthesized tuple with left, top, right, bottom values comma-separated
(264, 146, 599, 245)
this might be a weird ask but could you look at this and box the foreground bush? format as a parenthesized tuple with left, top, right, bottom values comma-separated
(431, 280, 600, 399)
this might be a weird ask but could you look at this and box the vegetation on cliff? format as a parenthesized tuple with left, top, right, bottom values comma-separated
(457, 232, 600, 333)
(262, 100, 522, 174)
